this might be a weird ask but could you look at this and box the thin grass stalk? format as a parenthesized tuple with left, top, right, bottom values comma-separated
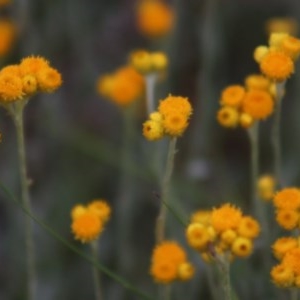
(91, 241, 103, 300)
(272, 82, 285, 188)
(217, 257, 232, 300)
(145, 73, 157, 114)
(155, 137, 177, 243)
(9, 101, 36, 300)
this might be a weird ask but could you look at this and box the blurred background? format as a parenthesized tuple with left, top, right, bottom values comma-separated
(1, 0, 300, 299)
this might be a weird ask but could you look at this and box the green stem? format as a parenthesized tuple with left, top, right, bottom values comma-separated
(145, 73, 157, 114)
(272, 82, 285, 189)
(0, 180, 155, 300)
(9, 101, 36, 300)
(218, 257, 232, 300)
(155, 137, 177, 243)
(91, 241, 103, 300)
(290, 288, 298, 300)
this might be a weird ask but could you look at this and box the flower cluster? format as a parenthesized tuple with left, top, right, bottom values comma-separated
(129, 50, 168, 74)
(150, 241, 194, 284)
(217, 76, 274, 129)
(0, 56, 62, 104)
(143, 95, 192, 140)
(254, 32, 300, 82)
(273, 188, 300, 230)
(136, 0, 174, 38)
(71, 199, 111, 243)
(271, 239, 300, 288)
(186, 204, 260, 262)
(96, 65, 144, 107)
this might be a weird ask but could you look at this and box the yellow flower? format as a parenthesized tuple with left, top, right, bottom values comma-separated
(150, 241, 187, 284)
(217, 106, 239, 128)
(239, 113, 254, 129)
(186, 223, 211, 250)
(158, 95, 192, 118)
(257, 175, 276, 201)
(150, 52, 168, 71)
(271, 264, 294, 288)
(143, 119, 164, 141)
(71, 210, 103, 243)
(272, 237, 298, 260)
(22, 75, 38, 95)
(269, 32, 289, 48)
(231, 237, 253, 257)
(0, 65, 21, 77)
(265, 17, 298, 35)
(88, 200, 111, 223)
(280, 36, 300, 60)
(0, 73, 23, 102)
(0, 20, 16, 57)
(237, 216, 260, 239)
(276, 209, 299, 230)
(177, 262, 195, 281)
(71, 204, 87, 220)
(136, 0, 174, 38)
(19, 56, 50, 77)
(220, 85, 245, 108)
(162, 112, 189, 137)
(282, 248, 300, 276)
(190, 210, 211, 226)
(260, 50, 294, 81)
(220, 229, 237, 245)
(129, 50, 152, 73)
(149, 111, 163, 122)
(36, 67, 62, 92)
(211, 203, 242, 233)
(96, 75, 115, 97)
(244, 74, 270, 91)
(253, 46, 269, 63)
(273, 188, 300, 210)
(242, 90, 274, 120)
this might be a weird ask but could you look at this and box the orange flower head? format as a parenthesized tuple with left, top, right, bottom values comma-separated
(136, 0, 174, 38)
(0, 20, 16, 57)
(231, 237, 253, 257)
(186, 223, 211, 250)
(220, 85, 245, 108)
(22, 75, 37, 95)
(260, 50, 294, 81)
(19, 56, 50, 77)
(271, 264, 294, 287)
(245, 74, 270, 91)
(87, 199, 111, 223)
(276, 209, 299, 230)
(96, 75, 115, 97)
(150, 259, 177, 284)
(162, 112, 189, 137)
(36, 67, 62, 92)
(220, 229, 237, 245)
(0, 65, 21, 77)
(177, 262, 195, 281)
(237, 216, 260, 239)
(211, 203, 242, 233)
(273, 188, 300, 210)
(190, 210, 211, 226)
(143, 119, 164, 141)
(158, 95, 192, 118)
(0, 73, 23, 102)
(282, 248, 300, 276)
(272, 237, 298, 260)
(280, 36, 300, 60)
(242, 90, 274, 120)
(71, 210, 103, 243)
(217, 106, 239, 128)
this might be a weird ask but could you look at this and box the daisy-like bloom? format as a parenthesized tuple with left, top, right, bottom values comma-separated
(211, 203, 242, 233)
(71, 204, 87, 220)
(237, 216, 260, 239)
(280, 36, 300, 60)
(260, 50, 294, 81)
(253, 46, 269, 63)
(275, 209, 299, 230)
(216, 106, 239, 128)
(272, 237, 298, 260)
(0, 20, 16, 57)
(271, 264, 294, 287)
(220, 229, 237, 245)
(0, 73, 23, 102)
(220, 85, 245, 108)
(87, 199, 111, 223)
(190, 210, 211, 225)
(177, 262, 195, 281)
(19, 56, 50, 77)
(231, 237, 253, 257)
(242, 90, 274, 120)
(143, 119, 164, 140)
(158, 95, 192, 118)
(282, 248, 300, 276)
(239, 112, 254, 128)
(265, 17, 298, 35)
(71, 210, 103, 243)
(257, 175, 276, 201)
(136, 0, 174, 38)
(150, 241, 193, 284)
(0, 65, 21, 77)
(36, 67, 62, 92)
(162, 112, 189, 137)
(273, 188, 300, 210)
(186, 223, 211, 250)
(244, 74, 270, 91)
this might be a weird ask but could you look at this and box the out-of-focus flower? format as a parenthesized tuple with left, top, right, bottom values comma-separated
(265, 17, 298, 35)
(0, 20, 16, 57)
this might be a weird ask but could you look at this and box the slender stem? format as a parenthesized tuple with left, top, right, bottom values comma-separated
(272, 82, 285, 189)
(91, 241, 103, 300)
(161, 284, 171, 300)
(145, 73, 157, 114)
(290, 288, 298, 300)
(218, 256, 232, 300)
(155, 137, 177, 243)
(10, 101, 36, 300)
